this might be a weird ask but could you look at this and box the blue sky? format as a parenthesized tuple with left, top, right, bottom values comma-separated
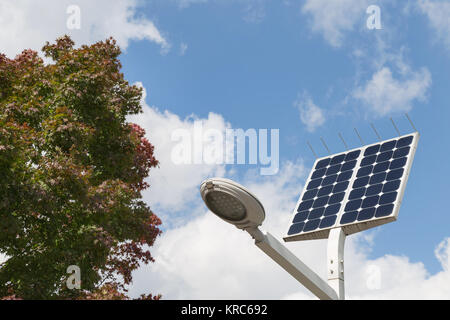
(2, 0, 450, 299)
(121, 1, 449, 273)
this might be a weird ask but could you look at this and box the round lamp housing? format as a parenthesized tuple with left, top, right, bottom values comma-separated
(200, 178, 265, 229)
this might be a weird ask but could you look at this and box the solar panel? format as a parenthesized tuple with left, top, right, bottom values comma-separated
(284, 132, 419, 242)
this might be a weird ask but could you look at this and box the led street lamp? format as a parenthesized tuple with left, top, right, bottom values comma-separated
(200, 177, 339, 300)
(200, 178, 265, 229)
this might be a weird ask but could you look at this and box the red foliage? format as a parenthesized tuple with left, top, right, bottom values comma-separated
(129, 123, 159, 191)
(0, 36, 162, 300)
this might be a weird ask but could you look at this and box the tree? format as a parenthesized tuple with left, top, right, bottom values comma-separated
(0, 36, 161, 299)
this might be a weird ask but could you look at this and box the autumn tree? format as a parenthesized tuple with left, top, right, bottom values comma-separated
(0, 36, 161, 299)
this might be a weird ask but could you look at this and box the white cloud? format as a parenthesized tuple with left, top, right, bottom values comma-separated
(353, 66, 431, 117)
(301, 0, 369, 47)
(123, 82, 450, 300)
(129, 205, 450, 299)
(435, 238, 450, 271)
(294, 94, 326, 132)
(0, 0, 169, 58)
(127, 83, 227, 223)
(177, 0, 209, 9)
(126, 83, 449, 299)
(242, 0, 266, 24)
(128, 160, 327, 300)
(175, 0, 267, 23)
(418, 0, 450, 50)
(127, 143, 450, 299)
(128, 84, 310, 298)
(179, 42, 188, 56)
(344, 237, 450, 299)
(347, 33, 432, 117)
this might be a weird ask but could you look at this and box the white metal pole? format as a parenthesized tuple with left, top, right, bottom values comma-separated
(246, 227, 338, 300)
(327, 228, 346, 300)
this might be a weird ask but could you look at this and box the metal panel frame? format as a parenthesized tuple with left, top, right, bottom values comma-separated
(284, 132, 420, 242)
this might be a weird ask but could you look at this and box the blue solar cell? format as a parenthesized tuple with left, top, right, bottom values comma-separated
(357, 165, 373, 177)
(309, 207, 325, 219)
(376, 151, 393, 162)
(315, 158, 331, 169)
(345, 199, 362, 211)
(333, 181, 349, 193)
(390, 157, 407, 170)
(362, 195, 379, 208)
(311, 168, 327, 179)
(302, 189, 318, 200)
(289, 134, 415, 236)
(330, 154, 346, 165)
(380, 192, 397, 205)
(324, 203, 341, 216)
(337, 170, 353, 182)
(320, 216, 337, 229)
(326, 164, 341, 176)
(349, 187, 366, 200)
(369, 172, 386, 184)
(387, 168, 404, 181)
(303, 219, 321, 232)
(318, 185, 333, 197)
(366, 183, 383, 196)
(361, 155, 376, 166)
(298, 200, 314, 211)
(293, 211, 309, 223)
(396, 136, 413, 148)
(358, 207, 376, 221)
(383, 180, 400, 193)
(353, 176, 370, 188)
(307, 178, 322, 190)
(329, 192, 345, 204)
(345, 150, 360, 161)
(313, 196, 329, 208)
(380, 140, 396, 152)
(340, 211, 358, 224)
(341, 160, 357, 171)
(288, 222, 305, 235)
(373, 161, 390, 173)
(322, 174, 338, 186)
(365, 144, 380, 156)
(375, 204, 394, 218)
(394, 147, 410, 159)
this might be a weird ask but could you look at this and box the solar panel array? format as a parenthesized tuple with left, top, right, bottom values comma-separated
(284, 133, 419, 242)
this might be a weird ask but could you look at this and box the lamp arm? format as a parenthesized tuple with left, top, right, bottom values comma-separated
(245, 228, 338, 300)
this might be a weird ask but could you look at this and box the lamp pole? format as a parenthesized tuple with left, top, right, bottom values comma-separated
(327, 228, 346, 300)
